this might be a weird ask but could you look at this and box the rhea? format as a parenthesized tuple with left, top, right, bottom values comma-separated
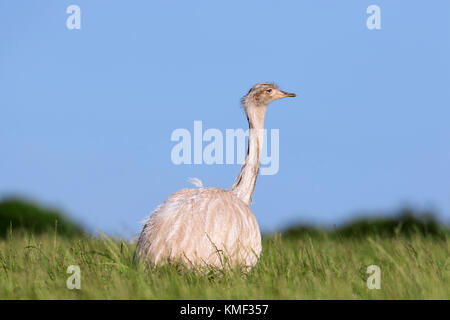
(136, 83, 296, 269)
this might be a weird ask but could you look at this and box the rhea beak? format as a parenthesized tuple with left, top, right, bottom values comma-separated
(281, 90, 296, 97)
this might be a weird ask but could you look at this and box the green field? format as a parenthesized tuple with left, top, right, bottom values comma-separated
(0, 230, 448, 299)
(0, 199, 448, 299)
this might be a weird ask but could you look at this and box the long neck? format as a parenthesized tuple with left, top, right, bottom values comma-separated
(231, 103, 266, 206)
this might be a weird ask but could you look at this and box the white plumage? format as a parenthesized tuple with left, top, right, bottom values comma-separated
(137, 83, 296, 269)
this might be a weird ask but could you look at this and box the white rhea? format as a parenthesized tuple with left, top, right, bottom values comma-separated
(136, 83, 296, 269)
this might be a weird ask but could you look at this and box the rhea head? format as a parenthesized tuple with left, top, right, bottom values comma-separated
(242, 83, 296, 108)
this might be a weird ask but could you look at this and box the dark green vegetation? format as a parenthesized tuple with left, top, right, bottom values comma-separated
(283, 208, 449, 240)
(0, 198, 448, 299)
(0, 198, 84, 238)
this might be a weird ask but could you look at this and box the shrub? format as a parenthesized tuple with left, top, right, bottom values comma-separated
(0, 197, 84, 238)
(282, 208, 448, 240)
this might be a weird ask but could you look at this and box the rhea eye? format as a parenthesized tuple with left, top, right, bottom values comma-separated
(266, 89, 272, 94)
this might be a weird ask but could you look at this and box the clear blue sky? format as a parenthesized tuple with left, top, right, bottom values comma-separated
(1, 0, 449, 237)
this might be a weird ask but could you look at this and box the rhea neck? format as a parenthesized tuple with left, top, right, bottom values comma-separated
(232, 100, 267, 206)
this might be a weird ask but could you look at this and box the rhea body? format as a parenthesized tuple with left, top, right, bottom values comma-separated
(137, 83, 296, 269)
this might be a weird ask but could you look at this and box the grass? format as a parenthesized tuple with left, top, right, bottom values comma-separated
(0, 230, 448, 299)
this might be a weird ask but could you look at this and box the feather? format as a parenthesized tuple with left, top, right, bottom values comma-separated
(188, 177, 203, 188)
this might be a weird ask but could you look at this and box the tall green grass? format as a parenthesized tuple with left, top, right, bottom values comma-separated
(0, 230, 448, 299)
(0, 199, 448, 299)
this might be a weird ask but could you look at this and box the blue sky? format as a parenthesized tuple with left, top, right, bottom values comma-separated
(1, 0, 449, 237)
